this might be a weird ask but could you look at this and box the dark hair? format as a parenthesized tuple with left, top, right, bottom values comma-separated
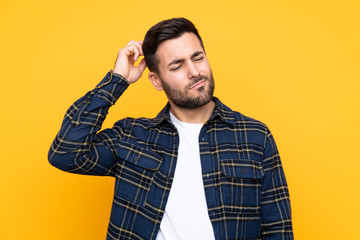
(142, 17, 204, 74)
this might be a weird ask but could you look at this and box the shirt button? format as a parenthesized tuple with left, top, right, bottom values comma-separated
(134, 155, 139, 162)
(241, 168, 246, 174)
(166, 176, 172, 181)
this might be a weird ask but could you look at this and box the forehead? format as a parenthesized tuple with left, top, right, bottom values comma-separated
(156, 32, 203, 65)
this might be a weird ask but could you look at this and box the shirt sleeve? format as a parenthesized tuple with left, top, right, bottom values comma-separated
(48, 70, 129, 176)
(260, 127, 294, 239)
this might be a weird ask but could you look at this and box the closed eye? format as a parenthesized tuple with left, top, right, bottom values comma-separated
(168, 51, 205, 71)
(193, 56, 204, 61)
(170, 65, 182, 71)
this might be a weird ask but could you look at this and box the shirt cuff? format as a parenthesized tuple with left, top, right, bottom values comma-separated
(96, 70, 130, 89)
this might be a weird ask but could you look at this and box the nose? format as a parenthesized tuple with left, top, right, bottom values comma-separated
(186, 60, 200, 79)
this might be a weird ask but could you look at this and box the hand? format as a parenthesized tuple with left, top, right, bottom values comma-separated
(113, 40, 147, 84)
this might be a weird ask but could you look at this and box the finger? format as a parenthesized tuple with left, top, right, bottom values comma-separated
(132, 48, 140, 62)
(135, 41, 144, 54)
(132, 41, 144, 56)
(136, 58, 147, 73)
(126, 40, 142, 49)
(124, 41, 138, 51)
(121, 41, 143, 61)
(126, 40, 138, 46)
(125, 46, 138, 59)
(121, 47, 134, 57)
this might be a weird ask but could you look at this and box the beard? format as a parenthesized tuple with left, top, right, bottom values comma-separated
(160, 73, 215, 109)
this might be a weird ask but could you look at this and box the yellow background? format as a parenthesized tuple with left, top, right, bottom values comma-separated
(1, 0, 359, 239)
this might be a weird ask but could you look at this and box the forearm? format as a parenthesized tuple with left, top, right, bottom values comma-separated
(260, 129, 293, 239)
(48, 70, 129, 175)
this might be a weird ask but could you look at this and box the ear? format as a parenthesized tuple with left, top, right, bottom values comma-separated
(148, 72, 163, 91)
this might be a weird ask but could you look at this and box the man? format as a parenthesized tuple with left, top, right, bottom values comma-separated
(49, 18, 293, 240)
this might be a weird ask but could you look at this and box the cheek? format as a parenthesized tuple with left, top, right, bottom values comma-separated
(161, 72, 186, 89)
(167, 71, 187, 83)
(199, 61, 212, 74)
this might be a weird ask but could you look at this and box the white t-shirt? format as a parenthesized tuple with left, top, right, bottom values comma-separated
(156, 113, 215, 240)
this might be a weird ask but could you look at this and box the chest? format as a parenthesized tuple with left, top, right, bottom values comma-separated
(113, 122, 266, 211)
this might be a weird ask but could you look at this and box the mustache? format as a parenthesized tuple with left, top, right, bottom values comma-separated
(188, 75, 209, 89)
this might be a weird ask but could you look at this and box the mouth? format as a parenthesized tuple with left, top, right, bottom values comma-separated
(189, 79, 206, 90)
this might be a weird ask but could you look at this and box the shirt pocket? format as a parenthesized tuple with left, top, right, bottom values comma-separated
(114, 141, 162, 207)
(220, 158, 264, 214)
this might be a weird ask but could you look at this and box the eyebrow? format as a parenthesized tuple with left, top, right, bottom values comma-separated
(167, 51, 204, 68)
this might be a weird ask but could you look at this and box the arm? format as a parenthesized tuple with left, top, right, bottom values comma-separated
(260, 128, 294, 239)
(48, 41, 147, 176)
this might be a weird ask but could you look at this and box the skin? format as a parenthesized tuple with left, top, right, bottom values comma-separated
(113, 33, 215, 123)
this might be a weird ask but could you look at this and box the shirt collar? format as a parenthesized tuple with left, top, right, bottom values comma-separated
(148, 97, 236, 128)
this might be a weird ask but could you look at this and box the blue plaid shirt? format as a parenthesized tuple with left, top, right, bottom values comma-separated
(49, 70, 293, 240)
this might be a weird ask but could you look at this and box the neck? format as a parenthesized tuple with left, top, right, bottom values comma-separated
(169, 101, 215, 124)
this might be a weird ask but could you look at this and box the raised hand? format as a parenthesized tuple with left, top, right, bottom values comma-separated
(113, 40, 147, 84)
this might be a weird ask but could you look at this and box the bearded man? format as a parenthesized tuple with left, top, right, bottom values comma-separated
(49, 17, 293, 240)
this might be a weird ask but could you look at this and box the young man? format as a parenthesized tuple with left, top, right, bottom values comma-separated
(49, 18, 293, 240)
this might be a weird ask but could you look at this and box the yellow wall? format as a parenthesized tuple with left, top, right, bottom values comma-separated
(1, 0, 359, 239)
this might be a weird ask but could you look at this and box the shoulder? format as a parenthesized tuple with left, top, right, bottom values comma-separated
(214, 97, 267, 130)
(234, 111, 267, 128)
(219, 99, 269, 133)
(232, 112, 270, 144)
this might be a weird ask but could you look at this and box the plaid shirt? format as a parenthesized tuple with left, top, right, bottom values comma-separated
(49, 70, 293, 240)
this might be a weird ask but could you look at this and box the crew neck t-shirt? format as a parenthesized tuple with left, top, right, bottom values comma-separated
(155, 113, 215, 240)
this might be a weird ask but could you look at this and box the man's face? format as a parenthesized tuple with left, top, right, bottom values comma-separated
(153, 32, 214, 109)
